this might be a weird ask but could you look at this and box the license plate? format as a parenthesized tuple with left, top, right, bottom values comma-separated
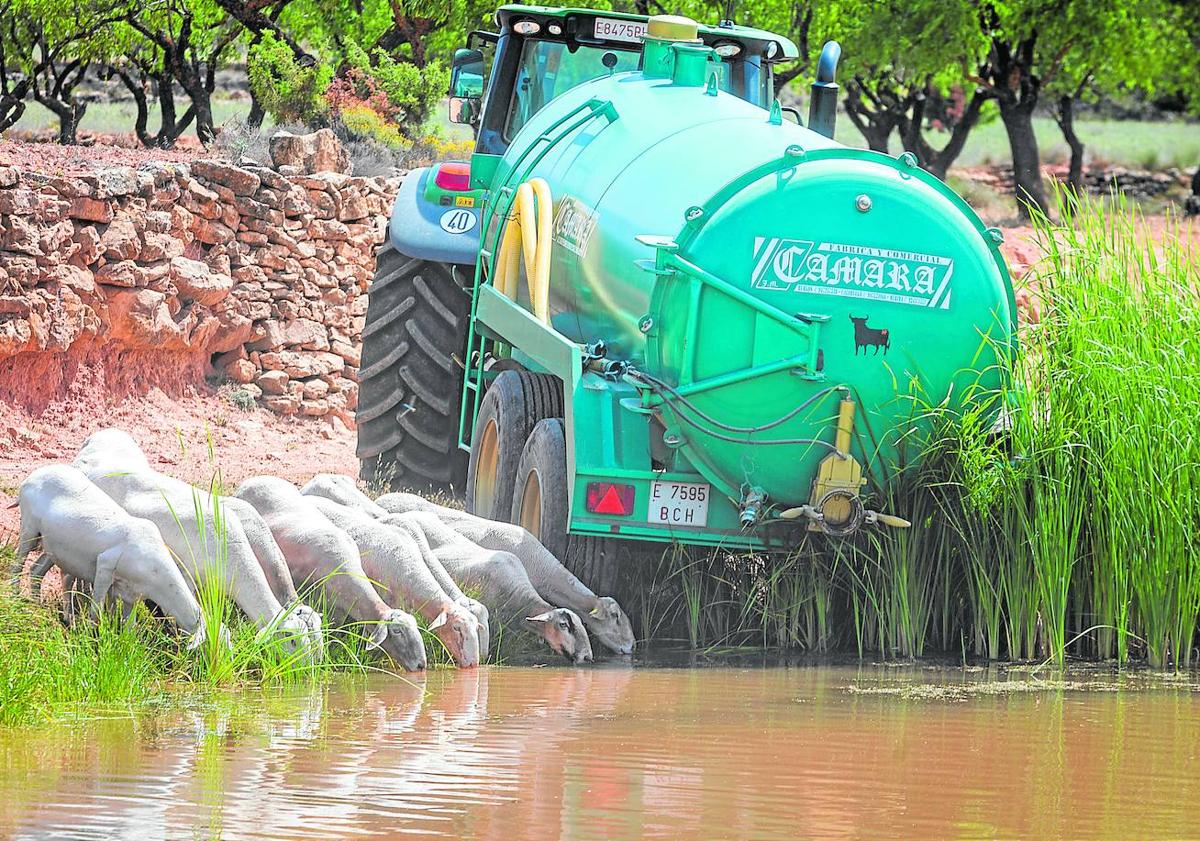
(648, 481, 710, 527)
(594, 17, 648, 43)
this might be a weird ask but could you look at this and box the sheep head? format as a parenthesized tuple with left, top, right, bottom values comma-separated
(368, 610, 427, 672)
(525, 608, 593, 664)
(428, 605, 481, 668)
(585, 596, 635, 655)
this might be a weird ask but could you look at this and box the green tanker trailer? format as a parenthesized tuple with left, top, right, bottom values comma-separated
(357, 7, 1016, 591)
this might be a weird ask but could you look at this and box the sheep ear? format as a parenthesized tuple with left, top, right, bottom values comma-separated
(366, 622, 388, 650)
(525, 612, 552, 624)
(428, 611, 448, 631)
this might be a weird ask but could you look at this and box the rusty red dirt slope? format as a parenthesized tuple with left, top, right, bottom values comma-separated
(0, 383, 357, 543)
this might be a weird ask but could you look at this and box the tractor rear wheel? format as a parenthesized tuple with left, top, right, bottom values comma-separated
(510, 417, 620, 595)
(357, 243, 471, 492)
(465, 369, 563, 520)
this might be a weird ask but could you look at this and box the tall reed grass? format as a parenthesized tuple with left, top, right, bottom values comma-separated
(626, 194, 1200, 670)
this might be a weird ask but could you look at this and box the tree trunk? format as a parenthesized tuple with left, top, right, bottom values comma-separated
(900, 87, 986, 181)
(0, 86, 27, 132)
(1055, 94, 1085, 213)
(998, 97, 1048, 218)
(247, 88, 265, 129)
(114, 68, 153, 146)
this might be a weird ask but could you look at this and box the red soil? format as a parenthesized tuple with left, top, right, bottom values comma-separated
(0, 378, 357, 545)
(0, 137, 200, 175)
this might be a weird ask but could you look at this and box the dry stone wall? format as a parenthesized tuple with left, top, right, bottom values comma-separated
(0, 131, 399, 424)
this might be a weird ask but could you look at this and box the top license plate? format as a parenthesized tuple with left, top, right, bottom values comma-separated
(648, 481, 710, 528)
(594, 17, 648, 43)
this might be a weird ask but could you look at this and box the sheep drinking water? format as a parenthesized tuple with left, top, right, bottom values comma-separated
(72, 430, 320, 661)
(308, 497, 482, 668)
(389, 511, 593, 664)
(375, 493, 634, 655)
(234, 476, 426, 672)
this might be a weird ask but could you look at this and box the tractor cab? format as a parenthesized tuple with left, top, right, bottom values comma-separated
(449, 5, 800, 163)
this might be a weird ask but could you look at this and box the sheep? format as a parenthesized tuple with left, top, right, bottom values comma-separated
(11, 465, 221, 649)
(222, 496, 324, 659)
(301, 474, 389, 519)
(373, 492, 634, 655)
(299, 475, 491, 657)
(386, 510, 592, 664)
(233, 476, 426, 672)
(72, 429, 320, 660)
(306, 496, 481, 668)
(384, 516, 491, 659)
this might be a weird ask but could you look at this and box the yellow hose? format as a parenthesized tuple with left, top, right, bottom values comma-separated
(494, 178, 552, 324)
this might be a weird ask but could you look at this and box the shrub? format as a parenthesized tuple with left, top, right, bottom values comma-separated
(248, 33, 333, 126)
(328, 43, 448, 142)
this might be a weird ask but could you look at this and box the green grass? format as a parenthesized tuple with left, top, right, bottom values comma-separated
(9, 98, 267, 138)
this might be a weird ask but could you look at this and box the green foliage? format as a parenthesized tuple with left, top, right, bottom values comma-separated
(338, 104, 411, 150)
(248, 32, 332, 125)
(344, 42, 448, 136)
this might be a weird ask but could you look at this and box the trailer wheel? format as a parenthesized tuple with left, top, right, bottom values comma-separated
(510, 418, 619, 595)
(357, 243, 471, 492)
(466, 370, 563, 520)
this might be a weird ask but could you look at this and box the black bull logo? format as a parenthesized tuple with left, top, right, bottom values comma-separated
(849, 315, 890, 356)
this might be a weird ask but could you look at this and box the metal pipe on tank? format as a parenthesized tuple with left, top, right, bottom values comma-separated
(807, 41, 842, 139)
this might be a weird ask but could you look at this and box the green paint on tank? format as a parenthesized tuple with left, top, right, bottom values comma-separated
(484, 45, 1015, 512)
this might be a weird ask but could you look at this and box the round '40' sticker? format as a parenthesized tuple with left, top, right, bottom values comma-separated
(439, 208, 477, 235)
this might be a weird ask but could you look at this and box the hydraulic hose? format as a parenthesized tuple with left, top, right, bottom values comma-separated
(495, 177, 552, 323)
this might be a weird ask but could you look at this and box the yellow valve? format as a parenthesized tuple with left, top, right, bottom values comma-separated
(495, 178, 552, 324)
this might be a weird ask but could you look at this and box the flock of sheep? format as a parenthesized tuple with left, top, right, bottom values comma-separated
(9, 428, 635, 669)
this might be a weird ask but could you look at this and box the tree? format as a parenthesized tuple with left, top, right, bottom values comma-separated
(1044, 0, 1178, 205)
(836, 0, 987, 178)
(0, 1, 32, 132)
(962, 0, 1181, 218)
(100, 37, 199, 148)
(3, 0, 123, 143)
(123, 0, 242, 144)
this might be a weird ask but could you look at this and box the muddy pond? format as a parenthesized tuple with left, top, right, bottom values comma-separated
(2, 658, 1199, 839)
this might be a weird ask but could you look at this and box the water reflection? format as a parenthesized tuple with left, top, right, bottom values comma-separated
(2, 663, 1199, 839)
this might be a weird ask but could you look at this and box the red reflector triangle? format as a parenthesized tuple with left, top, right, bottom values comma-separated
(594, 485, 628, 515)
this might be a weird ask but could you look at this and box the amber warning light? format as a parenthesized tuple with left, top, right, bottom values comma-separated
(435, 162, 472, 191)
(585, 482, 635, 516)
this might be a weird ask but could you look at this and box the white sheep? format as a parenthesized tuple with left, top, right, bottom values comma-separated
(307, 496, 481, 667)
(374, 492, 634, 655)
(11, 465, 221, 649)
(222, 496, 324, 659)
(300, 475, 491, 656)
(384, 515, 491, 659)
(387, 510, 593, 664)
(73, 429, 320, 660)
(301, 474, 389, 518)
(233, 476, 426, 672)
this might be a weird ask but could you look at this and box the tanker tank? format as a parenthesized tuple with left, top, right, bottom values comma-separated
(477, 17, 1016, 536)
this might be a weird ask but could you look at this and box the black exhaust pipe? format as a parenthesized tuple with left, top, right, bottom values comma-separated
(807, 41, 842, 140)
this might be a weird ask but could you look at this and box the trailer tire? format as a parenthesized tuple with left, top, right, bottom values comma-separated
(466, 370, 563, 520)
(357, 243, 471, 492)
(510, 417, 619, 595)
